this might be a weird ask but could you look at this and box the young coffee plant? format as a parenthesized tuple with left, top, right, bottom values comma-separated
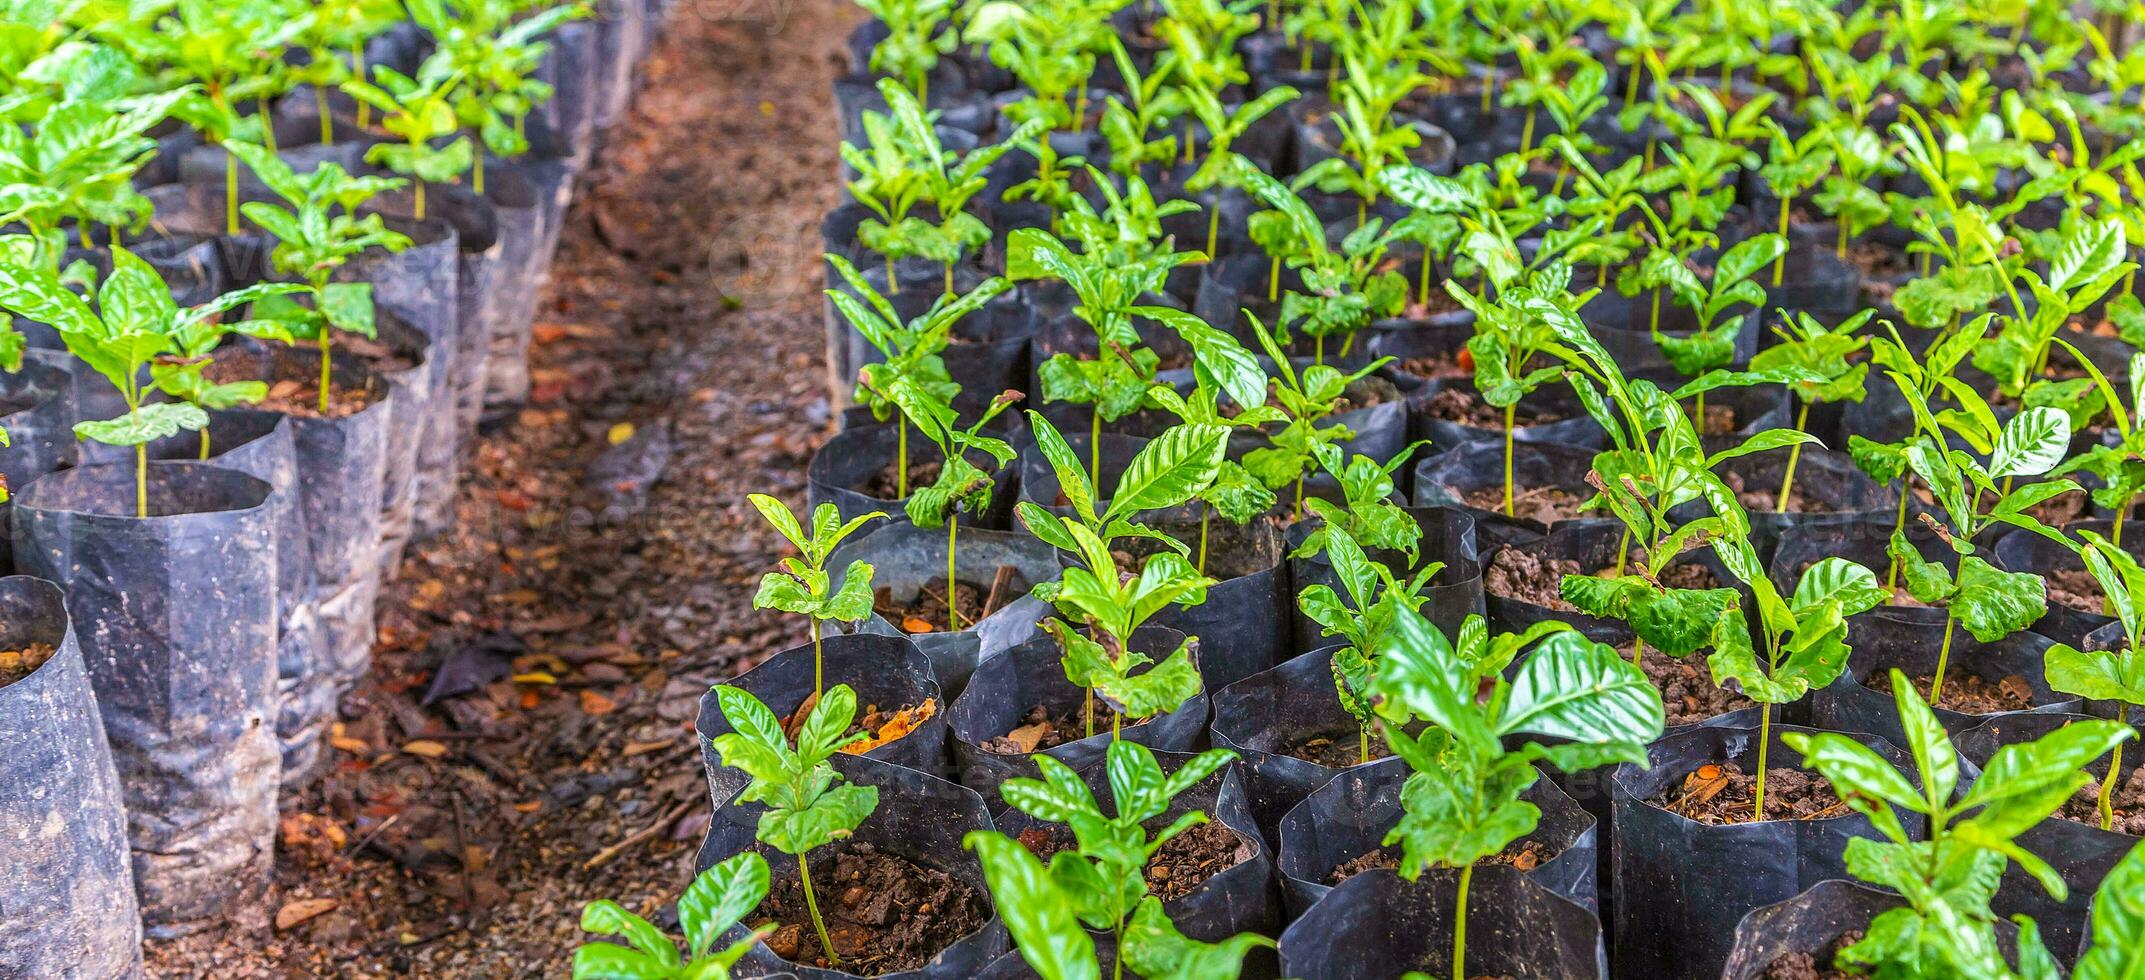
(2053, 347, 2145, 544)
(747, 494, 884, 698)
(226, 139, 411, 415)
(1290, 442, 1424, 563)
(0, 242, 300, 515)
(1239, 311, 1394, 516)
(572, 852, 771, 980)
(288, 0, 403, 145)
(2041, 529, 2145, 831)
(1018, 413, 1227, 739)
(412, 0, 586, 195)
(1747, 308, 1875, 507)
(966, 741, 1274, 980)
(1366, 606, 1664, 980)
(707, 683, 881, 969)
(0, 88, 190, 272)
(1785, 670, 2133, 976)
(1295, 522, 1444, 764)
(341, 61, 473, 221)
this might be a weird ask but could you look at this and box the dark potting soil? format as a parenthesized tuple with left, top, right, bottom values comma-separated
(1324, 838, 1552, 886)
(1330, 375, 1401, 415)
(1639, 646, 1756, 728)
(1285, 727, 1392, 767)
(2046, 567, 2108, 615)
(781, 690, 939, 756)
(1458, 484, 1589, 524)
(1698, 403, 1738, 436)
(1650, 761, 1848, 825)
(1843, 240, 1912, 281)
(1017, 820, 1255, 901)
(1422, 385, 1564, 428)
(1400, 287, 1466, 320)
(979, 700, 1134, 754)
(1485, 547, 1719, 613)
(1723, 470, 1827, 514)
(0, 642, 56, 689)
(2053, 760, 2145, 835)
(861, 459, 942, 501)
(1868, 672, 2037, 715)
(874, 580, 992, 635)
(211, 356, 379, 418)
(1400, 350, 1472, 380)
(754, 841, 988, 975)
(1760, 932, 1863, 980)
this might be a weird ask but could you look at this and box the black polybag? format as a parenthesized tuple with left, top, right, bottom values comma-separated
(13, 462, 281, 935)
(0, 575, 142, 979)
(1286, 505, 1485, 653)
(1811, 613, 2078, 747)
(1277, 867, 1607, 980)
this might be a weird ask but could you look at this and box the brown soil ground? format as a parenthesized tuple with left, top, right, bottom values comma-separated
(0, 642, 56, 688)
(1651, 761, 1849, 825)
(1870, 672, 2039, 714)
(753, 842, 988, 974)
(142, 1, 859, 974)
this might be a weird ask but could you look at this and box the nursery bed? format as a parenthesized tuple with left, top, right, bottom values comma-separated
(138, 2, 857, 975)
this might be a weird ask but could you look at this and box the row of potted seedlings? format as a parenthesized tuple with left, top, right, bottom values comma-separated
(574, 0, 2145, 974)
(0, 0, 668, 972)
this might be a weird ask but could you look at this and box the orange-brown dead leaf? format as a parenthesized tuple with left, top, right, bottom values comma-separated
(845, 698, 938, 754)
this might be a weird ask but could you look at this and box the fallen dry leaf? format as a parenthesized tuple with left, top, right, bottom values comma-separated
(580, 690, 618, 715)
(401, 740, 449, 759)
(844, 697, 938, 754)
(608, 422, 636, 445)
(330, 735, 370, 754)
(901, 616, 935, 634)
(275, 898, 338, 931)
(1001, 720, 1052, 754)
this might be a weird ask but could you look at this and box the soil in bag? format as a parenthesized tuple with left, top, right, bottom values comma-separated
(700, 754, 1008, 980)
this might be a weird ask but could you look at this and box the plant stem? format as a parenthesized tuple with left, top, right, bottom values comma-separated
(1418, 251, 1432, 311)
(1293, 472, 1306, 519)
(1502, 403, 1516, 518)
(1085, 687, 1095, 739)
(2118, 506, 2129, 549)
(1268, 256, 1280, 302)
(1089, 410, 1102, 490)
(942, 261, 952, 296)
(1835, 218, 1848, 260)
(352, 45, 370, 129)
(1753, 703, 1772, 820)
(1197, 507, 1210, 578)
(1930, 611, 1958, 706)
(1519, 107, 1537, 155)
(1206, 201, 1221, 258)
(2102, 739, 2125, 832)
(1777, 403, 1809, 506)
(225, 152, 240, 237)
(1885, 482, 1910, 592)
(317, 85, 334, 145)
(258, 99, 278, 153)
(1359, 727, 1370, 765)
(810, 618, 824, 700)
(319, 330, 335, 416)
(1773, 196, 1791, 287)
(199, 427, 212, 461)
(796, 853, 841, 967)
(413, 177, 427, 222)
(897, 423, 909, 499)
(475, 152, 486, 197)
(946, 514, 959, 634)
(135, 443, 148, 518)
(1451, 862, 1475, 980)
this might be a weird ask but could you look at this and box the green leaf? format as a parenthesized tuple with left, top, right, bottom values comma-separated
(2044, 646, 2145, 704)
(2074, 839, 2145, 980)
(1987, 407, 2071, 479)
(1105, 423, 1227, 520)
(1497, 632, 1665, 747)
(74, 401, 209, 448)
(965, 832, 1100, 980)
(1120, 897, 1274, 980)
(676, 852, 769, 961)
(1783, 730, 1928, 814)
(1951, 557, 2046, 644)
(1889, 667, 1959, 806)
(577, 901, 683, 970)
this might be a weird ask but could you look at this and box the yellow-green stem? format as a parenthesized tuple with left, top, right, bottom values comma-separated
(1197, 508, 1210, 578)
(1520, 108, 1537, 155)
(943, 261, 953, 296)
(135, 443, 148, 518)
(1930, 611, 1958, 705)
(258, 99, 278, 153)
(946, 514, 959, 634)
(811, 618, 824, 698)
(2102, 739, 2124, 832)
(317, 85, 334, 145)
(897, 423, 909, 499)
(1089, 410, 1102, 490)
(797, 854, 840, 967)
(413, 178, 427, 222)
(199, 427, 212, 461)
(1085, 687, 1096, 739)
(1778, 403, 1809, 506)
(475, 152, 486, 197)
(1359, 727, 1370, 765)
(1754, 704, 1772, 820)
(1268, 256, 1280, 302)
(225, 153, 240, 237)
(319, 331, 334, 416)
(1206, 203, 1221, 258)
(1502, 403, 1517, 518)
(1451, 862, 1475, 980)
(352, 46, 370, 129)
(1773, 196, 1791, 287)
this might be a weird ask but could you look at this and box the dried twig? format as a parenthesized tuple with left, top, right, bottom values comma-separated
(582, 797, 696, 872)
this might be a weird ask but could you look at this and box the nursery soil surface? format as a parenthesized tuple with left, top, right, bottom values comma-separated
(2054, 760, 2145, 835)
(755, 841, 987, 974)
(2046, 567, 2108, 614)
(1869, 672, 2038, 714)
(140, 0, 872, 974)
(1399, 349, 1471, 379)
(1724, 470, 1829, 514)
(1486, 547, 1718, 612)
(1019, 820, 1255, 900)
(1651, 761, 1849, 825)
(876, 579, 991, 634)
(1761, 932, 1863, 980)
(1457, 483, 1589, 524)
(1698, 403, 1738, 435)
(862, 458, 943, 501)
(1639, 645, 1756, 727)
(0, 641, 56, 688)
(1285, 727, 1392, 767)
(980, 700, 1137, 754)
(1421, 385, 1564, 428)
(210, 354, 381, 418)
(1331, 374, 1401, 414)
(1325, 838, 1552, 885)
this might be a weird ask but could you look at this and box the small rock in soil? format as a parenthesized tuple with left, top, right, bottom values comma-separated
(0, 641, 56, 688)
(2054, 759, 2145, 835)
(1761, 931, 1864, 980)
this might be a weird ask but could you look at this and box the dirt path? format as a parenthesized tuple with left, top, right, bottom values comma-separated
(145, 1, 853, 974)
